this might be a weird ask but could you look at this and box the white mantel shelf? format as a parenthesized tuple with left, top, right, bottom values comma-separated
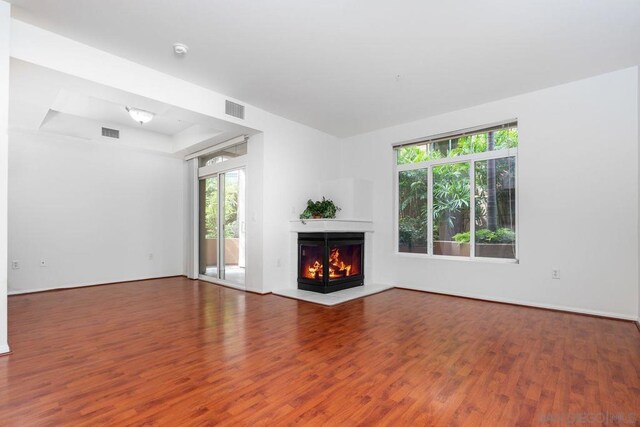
(289, 219, 374, 233)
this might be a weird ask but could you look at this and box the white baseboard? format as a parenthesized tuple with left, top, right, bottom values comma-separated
(9, 286, 64, 295)
(8, 274, 184, 296)
(0, 343, 10, 355)
(394, 285, 638, 321)
(197, 275, 246, 291)
(247, 289, 271, 295)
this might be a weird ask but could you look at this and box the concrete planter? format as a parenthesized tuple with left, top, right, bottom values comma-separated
(434, 241, 470, 256)
(399, 243, 428, 253)
(433, 241, 515, 259)
(400, 241, 515, 259)
(476, 243, 515, 259)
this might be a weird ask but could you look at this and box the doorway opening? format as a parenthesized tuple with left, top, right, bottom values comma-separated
(198, 142, 247, 288)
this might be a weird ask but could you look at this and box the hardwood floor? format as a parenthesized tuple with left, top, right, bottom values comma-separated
(1, 277, 639, 426)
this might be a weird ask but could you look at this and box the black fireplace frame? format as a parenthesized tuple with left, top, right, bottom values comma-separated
(297, 232, 365, 294)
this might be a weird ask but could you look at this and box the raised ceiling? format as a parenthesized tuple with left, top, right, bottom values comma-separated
(9, 60, 256, 155)
(9, 0, 640, 137)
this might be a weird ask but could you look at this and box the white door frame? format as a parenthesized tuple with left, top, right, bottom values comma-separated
(196, 158, 248, 290)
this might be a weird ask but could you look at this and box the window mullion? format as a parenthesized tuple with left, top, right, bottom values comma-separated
(469, 160, 475, 259)
(514, 155, 519, 261)
(428, 166, 433, 255)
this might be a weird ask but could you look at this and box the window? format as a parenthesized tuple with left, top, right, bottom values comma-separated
(395, 122, 518, 260)
(198, 142, 247, 167)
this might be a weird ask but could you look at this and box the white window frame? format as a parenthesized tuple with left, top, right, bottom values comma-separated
(393, 124, 519, 264)
(196, 141, 249, 290)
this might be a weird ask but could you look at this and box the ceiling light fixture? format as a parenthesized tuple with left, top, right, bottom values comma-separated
(173, 42, 189, 56)
(126, 107, 154, 125)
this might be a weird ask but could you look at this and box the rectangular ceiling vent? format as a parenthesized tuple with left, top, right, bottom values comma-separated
(225, 100, 245, 119)
(101, 127, 120, 139)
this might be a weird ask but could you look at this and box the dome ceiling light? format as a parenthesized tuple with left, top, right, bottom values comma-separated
(125, 107, 154, 125)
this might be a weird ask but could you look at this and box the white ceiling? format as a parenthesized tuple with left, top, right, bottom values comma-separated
(51, 90, 194, 136)
(9, 59, 257, 155)
(9, 0, 640, 137)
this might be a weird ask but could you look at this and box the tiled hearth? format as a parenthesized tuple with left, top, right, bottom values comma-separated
(273, 284, 393, 306)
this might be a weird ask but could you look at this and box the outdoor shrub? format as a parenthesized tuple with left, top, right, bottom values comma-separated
(475, 229, 494, 243)
(452, 228, 515, 244)
(452, 231, 471, 243)
(399, 218, 427, 245)
(494, 227, 516, 243)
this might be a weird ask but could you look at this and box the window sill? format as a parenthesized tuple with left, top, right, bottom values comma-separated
(394, 251, 519, 264)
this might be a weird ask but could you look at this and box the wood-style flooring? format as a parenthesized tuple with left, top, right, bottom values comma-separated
(1, 277, 639, 425)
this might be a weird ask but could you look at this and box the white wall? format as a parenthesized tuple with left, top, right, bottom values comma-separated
(16, 15, 638, 320)
(8, 131, 184, 293)
(260, 114, 339, 292)
(318, 178, 373, 221)
(244, 132, 265, 293)
(0, 0, 10, 354)
(8, 18, 341, 295)
(340, 67, 640, 320)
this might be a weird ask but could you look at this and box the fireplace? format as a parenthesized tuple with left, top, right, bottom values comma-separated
(298, 232, 365, 293)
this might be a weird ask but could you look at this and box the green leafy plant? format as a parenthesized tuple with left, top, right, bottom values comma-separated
(299, 197, 341, 223)
(494, 228, 516, 243)
(475, 229, 495, 243)
(203, 176, 240, 239)
(452, 231, 471, 243)
(399, 217, 427, 248)
(452, 228, 515, 244)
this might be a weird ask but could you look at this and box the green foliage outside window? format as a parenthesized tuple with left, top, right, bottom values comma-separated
(204, 178, 239, 239)
(398, 128, 517, 249)
(452, 228, 515, 244)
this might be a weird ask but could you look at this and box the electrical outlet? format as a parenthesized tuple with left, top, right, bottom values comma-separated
(40, 259, 47, 267)
(148, 253, 154, 261)
(552, 269, 560, 279)
(11, 260, 20, 270)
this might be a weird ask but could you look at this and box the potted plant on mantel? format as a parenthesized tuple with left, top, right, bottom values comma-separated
(299, 197, 341, 224)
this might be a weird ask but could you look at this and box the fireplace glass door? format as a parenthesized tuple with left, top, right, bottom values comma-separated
(300, 243, 323, 281)
(327, 244, 362, 280)
(298, 233, 365, 293)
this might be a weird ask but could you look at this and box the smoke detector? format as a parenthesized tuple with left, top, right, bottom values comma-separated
(173, 43, 189, 55)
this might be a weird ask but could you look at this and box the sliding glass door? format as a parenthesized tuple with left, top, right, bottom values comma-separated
(199, 175, 219, 278)
(222, 169, 245, 285)
(199, 168, 246, 287)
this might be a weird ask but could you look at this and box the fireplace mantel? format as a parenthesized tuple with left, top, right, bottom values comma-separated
(289, 219, 373, 233)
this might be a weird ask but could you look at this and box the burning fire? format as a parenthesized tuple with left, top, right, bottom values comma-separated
(306, 248, 352, 279)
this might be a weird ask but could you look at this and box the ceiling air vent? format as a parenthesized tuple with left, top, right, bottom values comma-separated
(101, 127, 120, 139)
(225, 100, 245, 119)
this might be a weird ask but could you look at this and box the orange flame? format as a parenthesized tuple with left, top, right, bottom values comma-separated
(304, 248, 353, 280)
